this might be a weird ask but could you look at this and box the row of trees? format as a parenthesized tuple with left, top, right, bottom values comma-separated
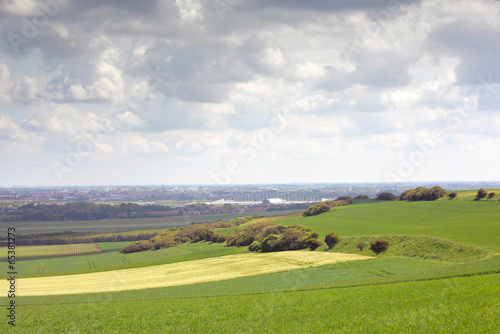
(120, 215, 262, 254)
(377, 187, 497, 202)
(2, 202, 178, 222)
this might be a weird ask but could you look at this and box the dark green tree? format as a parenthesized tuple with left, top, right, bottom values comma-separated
(353, 195, 370, 200)
(370, 239, 390, 255)
(475, 188, 488, 200)
(376, 192, 397, 201)
(306, 238, 322, 250)
(324, 232, 340, 249)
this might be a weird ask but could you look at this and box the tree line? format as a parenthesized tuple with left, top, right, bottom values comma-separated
(0, 202, 179, 222)
(120, 215, 263, 254)
(302, 199, 353, 217)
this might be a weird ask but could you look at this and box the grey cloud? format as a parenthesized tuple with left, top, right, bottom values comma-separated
(246, 0, 421, 12)
(427, 20, 500, 85)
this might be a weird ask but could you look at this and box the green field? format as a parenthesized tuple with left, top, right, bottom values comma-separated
(1, 197, 499, 332)
(279, 200, 500, 251)
(17, 243, 103, 260)
(6, 265, 500, 333)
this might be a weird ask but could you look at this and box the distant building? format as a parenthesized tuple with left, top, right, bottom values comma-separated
(209, 199, 226, 205)
(262, 198, 284, 205)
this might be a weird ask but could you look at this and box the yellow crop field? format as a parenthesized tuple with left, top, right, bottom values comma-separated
(13, 251, 372, 296)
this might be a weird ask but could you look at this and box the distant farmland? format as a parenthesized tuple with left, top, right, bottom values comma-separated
(2, 209, 303, 235)
(18, 243, 103, 260)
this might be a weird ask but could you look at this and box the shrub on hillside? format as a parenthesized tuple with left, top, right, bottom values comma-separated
(302, 200, 351, 217)
(488, 192, 495, 199)
(336, 196, 353, 203)
(120, 240, 153, 254)
(302, 202, 331, 216)
(232, 223, 321, 252)
(402, 186, 448, 201)
(448, 192, 457, 200)
(370, 239, 390, 255)
(353, 195, 370, 200)
(226, 222, 275, 247)
(399, 190, 409, 201)
(306, 238, 322, 250)
(475, 188, 488, 200)
(376, 192, 397, 201)
(248, 240, 262, 252)
(356, 242, 366, 251)
(324, 232, 340, 249)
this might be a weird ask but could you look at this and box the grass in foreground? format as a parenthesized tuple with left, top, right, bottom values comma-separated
(6, 272, 499, 333)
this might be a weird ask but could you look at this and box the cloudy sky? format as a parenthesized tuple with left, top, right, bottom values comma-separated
(0, 0, 499, 186)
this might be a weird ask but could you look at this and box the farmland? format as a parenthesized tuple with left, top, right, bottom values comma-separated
(17, 243, 103, 260)
(0, 209, 303, 235)
(4, 242, 247, 277)
(1, 194, 499, 332)
(9, 252, 372, 296)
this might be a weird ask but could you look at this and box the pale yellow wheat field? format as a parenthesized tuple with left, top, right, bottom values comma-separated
(12, 251, 372, 296)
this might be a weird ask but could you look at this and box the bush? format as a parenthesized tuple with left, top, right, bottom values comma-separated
(448, 192, 457, 200)
(239, 224, 321, 253)
(302, 200, 351, 217)
(399, 190, 409, 201)
(353, 195, 370, 200)
(404, 186, 447, 201)
(376, 192, 397, 201)
(356, 242, 366, 251)
(370, 239, 390, 255)
(302, 203, 331, 216)
(248, 240, 261, 252)
(488, 192, 495, 199)
(306, 238, 322, 250)
(324, 232, 340, 249)
(120, 240, 153, 254)
(475, 188, 488, 200)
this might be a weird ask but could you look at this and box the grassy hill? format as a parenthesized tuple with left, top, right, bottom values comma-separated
(278, 200, 500, 251)
(1, 196, 499, 332)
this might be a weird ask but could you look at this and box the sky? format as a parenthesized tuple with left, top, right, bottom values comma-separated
(0, 0, 499, 187)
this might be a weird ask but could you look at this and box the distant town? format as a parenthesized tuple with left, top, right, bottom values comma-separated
(1, 181, 498, 205)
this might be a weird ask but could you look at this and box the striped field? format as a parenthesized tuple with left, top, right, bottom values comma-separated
(11, 251, 372, 296)
(18, 243, 103, 259)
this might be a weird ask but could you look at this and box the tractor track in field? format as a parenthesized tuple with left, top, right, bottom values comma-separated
(118, 255, 131, 265)
(86, 256, 96, 269)
(37, 258, 52, 275)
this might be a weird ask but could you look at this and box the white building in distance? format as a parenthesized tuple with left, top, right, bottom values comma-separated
(262, 198, 284, 205)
